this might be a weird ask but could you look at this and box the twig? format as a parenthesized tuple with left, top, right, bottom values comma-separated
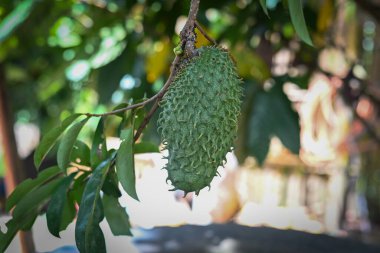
(134, 56, 181, 141)
(134, 0, 201, 141)
(195, 20, 217, 45)
(84, 96, 155, 117)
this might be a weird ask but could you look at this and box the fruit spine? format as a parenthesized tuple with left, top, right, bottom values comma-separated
(158, 46, 242, 195)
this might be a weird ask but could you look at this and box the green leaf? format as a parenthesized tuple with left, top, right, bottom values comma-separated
(57, 117, 89, 171)
(21, 212, 38, 231)
(0, 211, 38, 252)
(120, 128, 132, 140)
(133, 108, 146, 131)
(117, 128, 139, 201)
(248, 94, 272, 165)
(46, 174, 76, 238)
(71, 140, 91, 167)
(75, 156, 114, 253)
(249, 129, 271, 165)
(248, 82, 300, 164)
(71, 172, 90, 205)
(288, 0, 313, 46)
(60, 192, 76, 230)
(134, 142, 159, 154)
(102, 194, 132, 236)
(6, 166, 61, 211)
(34, 114, 82, 169)
(1, 177, 62, 250)
(91, 117, 107, 169)
(102, 167, 122, 198)
(272, 88, 301, 155)
(12, 177, 62, 219)
(112, 102, 129, 118)
(0, 0, 36, 43)
(259, 0, 269, 17)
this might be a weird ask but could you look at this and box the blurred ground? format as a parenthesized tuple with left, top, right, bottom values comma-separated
(2, 214, 380, 253)
(133, 223, 380, 253)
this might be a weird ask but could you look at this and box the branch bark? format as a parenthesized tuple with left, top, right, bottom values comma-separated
(180, 0, 200, 57)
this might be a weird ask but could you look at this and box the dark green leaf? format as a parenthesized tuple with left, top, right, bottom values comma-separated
(75, 156, 114, 253)
(248, 83, 300, 164)
(71, 172, 90, 205)
(259, 0, 269, 17)
(6, 166, 61, 211)
(248, 88, 272, 165)
(134, 142, 159, 154)
(102, 194, 132, 236)
(117, 128, 139, 201)
(249, 130, 271, 165)
(34, 114, 82, 169)
(1, 177, 62, 249)
(272, 88, 301, 155)
(120, 128, 132, 140)
(12, 177, 62, 219)
(71, 140, 91, 166)
(112, 102, 129, 118)
(57, 117, 89, 171)
(288, 0, 313, 46)
(117, 116, 127, 139)
(91, 117, 107, 169)
(102, 167, 122, 198)
(47, 174, 76, 238)
(60, 193, 76, 231)
(0, 0, 35, 43)
(0, 211, 38, 252)
(21, 213, 38, 231)
(133, 108, 146, 130)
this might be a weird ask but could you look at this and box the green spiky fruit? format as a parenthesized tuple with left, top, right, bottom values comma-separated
(158, 46, 242, 195)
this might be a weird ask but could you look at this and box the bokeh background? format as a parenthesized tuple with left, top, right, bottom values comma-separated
(0, 0, 380, 252)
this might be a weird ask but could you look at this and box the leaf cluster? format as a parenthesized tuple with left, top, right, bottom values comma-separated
(0, 106, 158, 253)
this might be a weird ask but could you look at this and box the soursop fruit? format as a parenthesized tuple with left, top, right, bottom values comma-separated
(158, 46, 242, 195)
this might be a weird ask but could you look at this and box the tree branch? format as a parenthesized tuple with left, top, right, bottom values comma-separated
(84, 97, 155, 117)
(134, 56, 180, 141)
(133, 0, 201, 141)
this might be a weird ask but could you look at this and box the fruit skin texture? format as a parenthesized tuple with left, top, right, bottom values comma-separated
(158, 46, 242, 195)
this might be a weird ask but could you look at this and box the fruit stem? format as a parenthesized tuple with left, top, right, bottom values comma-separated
(180, 0, 201, 57)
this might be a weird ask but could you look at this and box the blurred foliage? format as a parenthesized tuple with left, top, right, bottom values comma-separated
(0, 0, 325, 162)
(0, 0, 376, 252)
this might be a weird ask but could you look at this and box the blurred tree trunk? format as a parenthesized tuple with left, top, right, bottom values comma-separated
(0, 65, 35, 253)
